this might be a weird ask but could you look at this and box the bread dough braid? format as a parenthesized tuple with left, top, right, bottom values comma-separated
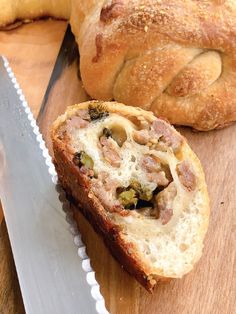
(0, 0, 71, 28)
(71, 0, 236, 130)
(1, 0, 235, 130)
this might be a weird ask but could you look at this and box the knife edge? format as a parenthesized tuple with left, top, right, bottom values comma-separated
(1, 56, 109, 314)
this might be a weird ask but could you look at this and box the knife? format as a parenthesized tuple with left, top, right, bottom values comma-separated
(38, 24, 80, 116)
(37, 25, 88, 154)
(0, 56, 108, 314)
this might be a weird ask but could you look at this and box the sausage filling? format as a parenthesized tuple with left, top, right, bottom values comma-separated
(61, 105, 196, 226)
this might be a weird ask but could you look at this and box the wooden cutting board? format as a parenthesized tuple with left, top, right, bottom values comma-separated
(0, 20, 235, 314)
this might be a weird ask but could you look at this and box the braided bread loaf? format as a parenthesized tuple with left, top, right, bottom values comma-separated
(70, 0, 236, 130)
(0, 0, 70, 28)
(0, 0, 235, 130)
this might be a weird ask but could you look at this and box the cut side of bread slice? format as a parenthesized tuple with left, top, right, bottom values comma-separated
(51, 101, 210, 291)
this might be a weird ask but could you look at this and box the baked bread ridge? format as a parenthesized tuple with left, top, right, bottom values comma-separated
(71, 0, 236, 131)
(51, 101, 209, 291)
(1, 0, 235, 130)
(0, 0, 71, 28)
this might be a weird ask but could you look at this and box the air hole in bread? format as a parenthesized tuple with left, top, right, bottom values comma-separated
(101, 124, 127, 147)
(109, 124, 127, 147)
(128, 115, 149, 130)
(144, 246, 151, 255)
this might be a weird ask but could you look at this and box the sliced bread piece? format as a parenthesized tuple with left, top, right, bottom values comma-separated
(51, 101, 210, 291)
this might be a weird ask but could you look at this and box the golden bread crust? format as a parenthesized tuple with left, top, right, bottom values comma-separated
(0, 0, 70, 28)
(71, 0, 236, 130)
(1, 0, 235, 130)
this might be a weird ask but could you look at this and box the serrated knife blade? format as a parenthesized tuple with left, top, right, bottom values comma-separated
(0, 56, 108, 314)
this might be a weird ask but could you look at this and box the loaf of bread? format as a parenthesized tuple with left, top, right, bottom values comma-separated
(51, 101, 210, 291)
(1, 0, 235, 130)
(0, 0, 70, 28)
(70, 0, 236, 130)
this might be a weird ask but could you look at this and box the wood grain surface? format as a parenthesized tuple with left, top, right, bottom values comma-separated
(0, 20, 235, 314)
(0, 203, 3, 224)
(0, 220, 24, 314)
(0, 19, 67, 117)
